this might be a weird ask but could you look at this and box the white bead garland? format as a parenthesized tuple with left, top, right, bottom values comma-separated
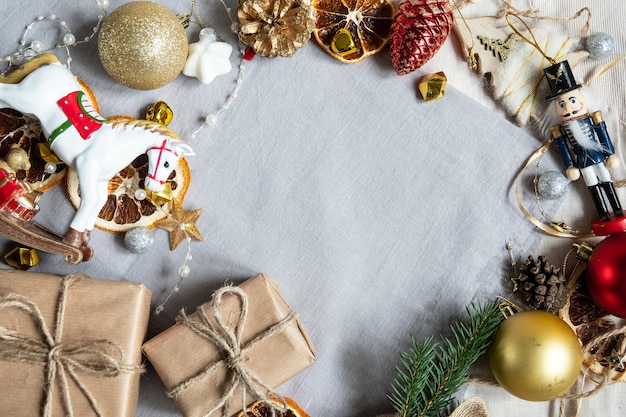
(205, 115, 217, 126)
(44, 162, 57, 174)
(188, 0, 248, 140)
(63, 33, 76, 46)
(153, 204, 197, 315)
(0, 1, 108, 74)
(134, 188, 147, 201)
(30, 40, 43, 52)
(189, 51, 246, 138)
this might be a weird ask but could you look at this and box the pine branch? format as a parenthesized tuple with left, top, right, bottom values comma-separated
(389, 337, 438, 417)
(388, 300, 504, 417)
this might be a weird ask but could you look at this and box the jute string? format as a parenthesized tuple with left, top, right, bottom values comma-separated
(0, 273, 142, 417)
(497, 2, 591, 36)
(376, 396, 490, 417)
(556, 324, 626, 417)
(453, 0, 592, 36)
(167, 285, 298, 417)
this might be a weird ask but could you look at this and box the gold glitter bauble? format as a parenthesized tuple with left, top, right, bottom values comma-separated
(489, 310, 582, 401)
(98, 1, 188, 90)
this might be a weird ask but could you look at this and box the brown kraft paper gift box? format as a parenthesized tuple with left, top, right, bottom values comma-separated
(0, 270, 152, 417)
(142, 273, 316, 417)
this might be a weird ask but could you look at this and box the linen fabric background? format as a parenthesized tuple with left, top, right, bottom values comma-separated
(0, 1, 624, 416)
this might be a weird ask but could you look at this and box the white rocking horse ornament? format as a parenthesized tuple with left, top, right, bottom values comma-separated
(0, 53, 194, 261)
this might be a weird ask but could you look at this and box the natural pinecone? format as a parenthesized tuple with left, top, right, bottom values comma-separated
(513, 255, 567, 313)
(237, 0, 316, 58)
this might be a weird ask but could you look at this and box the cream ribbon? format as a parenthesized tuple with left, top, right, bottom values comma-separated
(168, 285, 298, 417)
(0, 274, 141, 417)
(515, 141, 596, 239)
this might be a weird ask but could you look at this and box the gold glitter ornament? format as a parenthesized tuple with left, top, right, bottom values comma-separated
(154, 199, 204, 251)
(238, 0, 317, 58)
(98, 1, 189, 90)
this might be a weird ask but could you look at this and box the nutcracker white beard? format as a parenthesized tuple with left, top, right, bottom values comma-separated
(564, 119, 606, 153)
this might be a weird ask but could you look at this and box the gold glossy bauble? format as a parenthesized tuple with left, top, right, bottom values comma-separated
(98, 1, 188, 90)
(489, 310, 582, 401)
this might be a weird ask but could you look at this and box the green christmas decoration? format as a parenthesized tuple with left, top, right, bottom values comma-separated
(388, 301, 504, 417)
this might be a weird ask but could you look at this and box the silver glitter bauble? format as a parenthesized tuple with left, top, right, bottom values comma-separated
(537, 171, 570, 200)
(124, 226, 155, 254)
(584, 32, 615, 60)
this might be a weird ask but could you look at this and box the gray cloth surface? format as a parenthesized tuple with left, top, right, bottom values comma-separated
(0, 1, 597, 416)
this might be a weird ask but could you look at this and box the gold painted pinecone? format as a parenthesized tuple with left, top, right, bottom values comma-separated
(237, 0, 316, 57)
(513, 255, 567, 313)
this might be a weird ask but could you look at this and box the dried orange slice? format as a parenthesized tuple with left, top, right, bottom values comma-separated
(312, 0, 395, 63)
(559, 269, 626, 382)
(0, 108, 66, 191)
(65, 116, 191, 233)
(237, 397, 310, 417)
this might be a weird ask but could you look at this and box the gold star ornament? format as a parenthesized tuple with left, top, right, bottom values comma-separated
(154, 199, 204, 250)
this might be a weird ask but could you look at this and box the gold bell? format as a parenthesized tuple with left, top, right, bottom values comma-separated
(146, 101, 173, 126)
(17, 188, 43, 212)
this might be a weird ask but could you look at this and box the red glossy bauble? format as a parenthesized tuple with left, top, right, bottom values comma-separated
(587, 232, 626, 318)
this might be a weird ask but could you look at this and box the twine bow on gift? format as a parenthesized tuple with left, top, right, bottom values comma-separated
(0, 274, 142, 417)
(168, 285, 298, 417)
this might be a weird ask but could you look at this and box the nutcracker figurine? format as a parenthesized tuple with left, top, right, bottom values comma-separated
(544, 60, 625, 234)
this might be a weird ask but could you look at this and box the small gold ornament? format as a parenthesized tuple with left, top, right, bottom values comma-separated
(154, 199, 204, 251)
(489, 309, 582, 401)
(237, 0, 316, 58)
(98, 1, 189, 90)
(3, 246, 40, 270)
(146, 101, 173, 126)
(146, 182, 173, 206)
(418, 72, 447, 101)
(330, 29, 357, 56)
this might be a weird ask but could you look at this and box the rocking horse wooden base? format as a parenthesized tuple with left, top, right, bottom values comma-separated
(0, 211, 83, 264)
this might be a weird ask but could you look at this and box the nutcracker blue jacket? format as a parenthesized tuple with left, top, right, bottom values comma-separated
(554, 115, 614, 169)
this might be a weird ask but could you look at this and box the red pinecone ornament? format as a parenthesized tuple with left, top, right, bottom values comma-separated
(390, 0, 453, 75)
